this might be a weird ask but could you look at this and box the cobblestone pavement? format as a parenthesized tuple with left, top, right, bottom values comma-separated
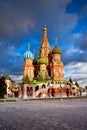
(0, 100, 87, 130)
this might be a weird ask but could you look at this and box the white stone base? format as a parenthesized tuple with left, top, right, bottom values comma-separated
(19, 95, 22, 99)
(23, 95, 27, 99)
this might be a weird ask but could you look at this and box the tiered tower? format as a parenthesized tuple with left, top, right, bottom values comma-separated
(38, 26, 51, 79)
(23, 48, 34, 80)
(50, 44, 64, 81)
(38, 26, 51, 62)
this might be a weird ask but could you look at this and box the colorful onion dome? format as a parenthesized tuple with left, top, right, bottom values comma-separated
(24, 50, 34, 60)
(52, 45, 61, 54)
(38, 57, 47, 65)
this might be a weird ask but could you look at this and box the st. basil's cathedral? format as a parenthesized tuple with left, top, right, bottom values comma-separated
(23, 26, 64, 82)
(17, 26, 79, 99)
(5, 26, 80, 99)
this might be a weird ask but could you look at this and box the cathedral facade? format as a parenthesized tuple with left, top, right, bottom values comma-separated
(18, 26, 80, 99)
(23, 26, 65, 82)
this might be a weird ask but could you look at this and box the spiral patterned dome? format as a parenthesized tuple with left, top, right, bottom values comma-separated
(24, 50, 34, 60)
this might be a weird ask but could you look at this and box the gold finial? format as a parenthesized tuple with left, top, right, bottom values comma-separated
(55, 38, 58, 45)
(43, 23, 47, 32)
(33, 49, 36, 55)
(44, 22, 46, 28)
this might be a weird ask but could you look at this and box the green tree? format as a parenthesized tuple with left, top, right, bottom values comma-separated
(2, 73, 10, 80)
(75, 81, 79, 87)
(69, 78, 73, 84)
(2, 73, 15, 83)
(0, 76, 7, 98)
(22, 75, 31, 84)
(38, 74, 44, 81)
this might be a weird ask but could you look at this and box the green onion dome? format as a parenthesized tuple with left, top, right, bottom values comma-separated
(24, 50, 34, 60)
(38, 57, 47, 65)
(52, 45, 61, 54)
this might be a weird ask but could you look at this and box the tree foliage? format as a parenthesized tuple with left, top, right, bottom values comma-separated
(75, 81, 79, 87)
(69, 78, 73, 84)
(0, 76, 7, 98)
(2, 73, 10, 80)
(2, 73, 15, 83)
(22, 75, 31, 84)
(36, 74, 45, 81)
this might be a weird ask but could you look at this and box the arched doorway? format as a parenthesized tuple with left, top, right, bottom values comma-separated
(27, 87, 33, 96)
(35, 85, 39, 91)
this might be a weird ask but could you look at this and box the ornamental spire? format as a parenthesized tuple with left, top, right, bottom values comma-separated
(42, 25, 48, 43)
(28, 43, 30, 51)
(43, 24, 47, 36)
(55, 38, 58, 45)
(38, 26, 51, 59)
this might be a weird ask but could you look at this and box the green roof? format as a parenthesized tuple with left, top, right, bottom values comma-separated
(38, 57, 47, 65)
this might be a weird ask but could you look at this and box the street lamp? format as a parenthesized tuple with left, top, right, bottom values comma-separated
(60, 81, 62, 101)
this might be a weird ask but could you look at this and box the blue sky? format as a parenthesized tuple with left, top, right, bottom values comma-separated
(0, 0, 87, 86)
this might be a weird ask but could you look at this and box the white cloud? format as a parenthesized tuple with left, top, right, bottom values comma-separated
(65, 47, 83, 56)
(72, 33, 82, 38)
(64, 62, 87, 87)
(9, 75, 23, 83)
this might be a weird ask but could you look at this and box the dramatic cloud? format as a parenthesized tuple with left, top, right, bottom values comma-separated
(0, 1, 36, 36)
(62, 48, 87, 66)
(0, 0, 77, 38)
(75, 31, 87, 51)
(65, 62, 87, 86)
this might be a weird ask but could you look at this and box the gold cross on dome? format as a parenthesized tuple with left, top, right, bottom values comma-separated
(33, 49, 36, 55)
(44, 22, 46, 28)
(28, 43, 30, 50)
(55, 38, 58, 45)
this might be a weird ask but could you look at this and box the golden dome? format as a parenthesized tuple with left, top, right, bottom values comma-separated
(43, 27, 47, 32)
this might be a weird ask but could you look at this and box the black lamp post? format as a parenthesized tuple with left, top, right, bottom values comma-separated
(60, 81, 62, 101)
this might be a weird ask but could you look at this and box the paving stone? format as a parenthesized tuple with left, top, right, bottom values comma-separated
(0, 100, 87, 130)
